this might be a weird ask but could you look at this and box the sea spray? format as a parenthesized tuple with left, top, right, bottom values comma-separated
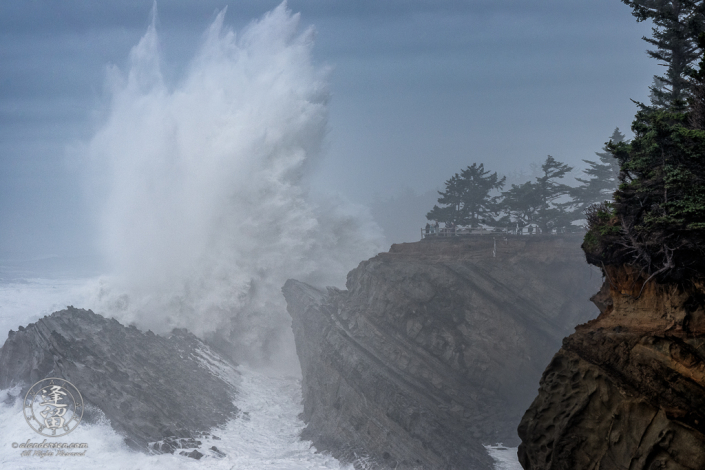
(85, 3, 383, 366)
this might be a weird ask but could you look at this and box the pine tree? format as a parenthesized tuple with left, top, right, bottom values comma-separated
(534, 156, 575, 231)
(689, 32, 705, 128)
(585, 106, 705, 281)
(582, 4, 705, 282)
(572, 128, 626, 212)
(427, 163, 505, 227)
(622, 0, 705, 109)
(502, 156, 574, 232)
(584, 43, 705, 282)
(501, 181, 543, 228)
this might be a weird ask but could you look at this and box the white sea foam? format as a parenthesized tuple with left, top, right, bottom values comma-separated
(0, 365, 347, 470)
(0, 344, 519, 470)
(84, 2, 383, 366)
(486, 445, 522, 470)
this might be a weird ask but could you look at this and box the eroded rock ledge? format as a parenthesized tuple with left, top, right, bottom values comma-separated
(284, 235, 600, 469)
(0, 307, 239, 456)
(518, 266, 705, 470)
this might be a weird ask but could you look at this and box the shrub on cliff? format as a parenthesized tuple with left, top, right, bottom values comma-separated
(584, 108, 705, 281)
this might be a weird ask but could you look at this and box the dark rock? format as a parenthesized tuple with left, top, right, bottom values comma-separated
(180, 449, 204, 460)
(519, 265, 705, 469)
(210, 446, 226, 458)
(0, 307, 239, 452)
(151, 437, 204, 454)
(283, 235, 600, 470)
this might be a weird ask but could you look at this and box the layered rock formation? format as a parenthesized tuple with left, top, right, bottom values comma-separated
(0, 307, 239, 455)
(283, 234, 601, 469)
(518, 266, 705, 470)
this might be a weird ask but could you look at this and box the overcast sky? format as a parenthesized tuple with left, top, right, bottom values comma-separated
(0, 0, 658, 260)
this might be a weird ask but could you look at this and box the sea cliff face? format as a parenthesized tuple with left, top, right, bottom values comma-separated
(518, 266, 705, 470)
(283, 235, 601, 469)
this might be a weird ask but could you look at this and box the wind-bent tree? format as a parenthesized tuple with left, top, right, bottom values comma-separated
(534, 156, 575, 231)
(502, 156, 574, 232)
(572, 128, 625, 212)
(501, 181, 543, 228)
(427, 163, 505, 227)
(622, 0, 705, 109)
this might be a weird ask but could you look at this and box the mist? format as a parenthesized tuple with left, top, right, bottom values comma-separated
(86, 4, 383, 366)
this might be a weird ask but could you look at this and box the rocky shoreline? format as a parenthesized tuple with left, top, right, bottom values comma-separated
(0, 307, 240, 457)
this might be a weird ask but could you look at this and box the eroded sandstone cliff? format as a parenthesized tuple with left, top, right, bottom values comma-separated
(283, 234, 601, 469)
(518, 266, 705, 470)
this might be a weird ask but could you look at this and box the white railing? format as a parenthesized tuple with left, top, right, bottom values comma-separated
(421, 226, 496, 239)
(420, 226, 584, 239)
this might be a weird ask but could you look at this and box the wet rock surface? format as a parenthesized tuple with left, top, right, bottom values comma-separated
(283, 235, 600, 470)
(0, 307, 239, 453)
(519, 265, 705, 470)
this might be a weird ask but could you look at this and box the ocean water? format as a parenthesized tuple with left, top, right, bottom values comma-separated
(0, 275, 521, 470)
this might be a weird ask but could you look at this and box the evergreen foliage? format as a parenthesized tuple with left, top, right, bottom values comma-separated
(427, 157, 579, 233)
(586, 107, 705, 281)
(583, 0, 705, 285)
(426, 163, 505, 227)
(584, 1, 705, 283)
(572, 128, 625, 212)
(689, 32, 705, 128)
(501, 181, 542, 229)
(534, 156, 575, 231)
(501, 156, 574, 232)
(622, 0, 705, 108)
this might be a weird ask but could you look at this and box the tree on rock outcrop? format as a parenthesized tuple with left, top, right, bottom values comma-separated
(502, 156, 574, 232)
(427, 163, 505, 227)
(584, 23, 705, 283)
(501, 181, 542, 229)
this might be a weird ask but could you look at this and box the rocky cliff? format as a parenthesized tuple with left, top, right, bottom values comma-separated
(518, 266, 705, 470)
(0, 307, 239, 457)
(283, 234, 601, 469)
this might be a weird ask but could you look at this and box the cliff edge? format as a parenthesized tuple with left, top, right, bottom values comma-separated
(284, 234, 600, 469)
(518, 266, 705, 469)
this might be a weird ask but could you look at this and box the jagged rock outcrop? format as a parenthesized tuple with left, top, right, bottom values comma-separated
(518, 266, 705, 470)
(283, 235, 601, 470)
(0, 307, 239, 455)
